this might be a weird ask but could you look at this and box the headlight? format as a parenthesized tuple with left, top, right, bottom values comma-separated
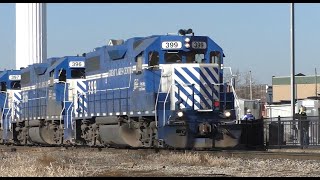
(224, 111, 231, 118)
(177, 111, 184, 117)
(184, 37, 190, 43)
(185, 43, 190, 48)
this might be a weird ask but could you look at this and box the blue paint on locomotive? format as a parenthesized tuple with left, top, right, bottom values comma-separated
(20, 56, 85, 143)
(0, 70, 21, 142)
(84, 37, 159, 117)
(81, 33, 235, 148)
(3, 30, 239, 148)
(20, 62, 50, 121)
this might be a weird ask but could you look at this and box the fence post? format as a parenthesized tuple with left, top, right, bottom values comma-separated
(278, 115, 281, 148)
(265, 119, 268, 148)
(298, 114, 303, 149)
(246, 118, 248, 148)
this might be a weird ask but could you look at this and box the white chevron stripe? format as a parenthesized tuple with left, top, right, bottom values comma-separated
(175, 67, 201, 90)
(172, 65, 220, 110)
(201, 67, 219, 99)
(174, 75, 201, 104)
(174, 83, 199, 109)
(179, 67, 211, 104)
(206, 67, 219, 83)
(78, 81, 86, 88)
(199, 68, 216, 101)
(179, 91, 199, 109)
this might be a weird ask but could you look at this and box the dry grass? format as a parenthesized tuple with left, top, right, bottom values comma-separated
(0, 152, 88, 177)
(148, 152, 240, 167)
(0, 149, 320, 177)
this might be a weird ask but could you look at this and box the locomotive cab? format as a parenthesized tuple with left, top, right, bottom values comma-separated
(140, 30, 241, 149)
(46, 56, 86, 144)
(0, 70, 21, 143)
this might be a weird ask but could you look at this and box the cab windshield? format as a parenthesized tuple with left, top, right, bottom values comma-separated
(71, 68, 85, 79)
(11, 81, 21, 89)
(164, 51, 206, 64)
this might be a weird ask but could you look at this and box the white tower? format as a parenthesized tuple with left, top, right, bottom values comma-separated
(15, 3, 47, 70)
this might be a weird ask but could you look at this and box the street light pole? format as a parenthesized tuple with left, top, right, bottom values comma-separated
(249, 70, 252, 100)
(316, 68, 318, 98)
(290, 3, 296, 118)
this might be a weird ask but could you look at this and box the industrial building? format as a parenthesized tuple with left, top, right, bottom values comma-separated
(272, 73, 320, 103)
(263, 73, 320, 118)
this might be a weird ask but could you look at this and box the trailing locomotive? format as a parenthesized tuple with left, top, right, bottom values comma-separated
(1, 29, 243, 149)
(0, 69, 21, 143)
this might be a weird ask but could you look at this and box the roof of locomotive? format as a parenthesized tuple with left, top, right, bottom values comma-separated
(86, 34, 224, 60)
(0, 69, 20, 81)
(47, 56, 85, 73)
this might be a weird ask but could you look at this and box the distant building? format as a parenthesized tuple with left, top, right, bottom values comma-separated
(266, 85, 273, 104)
(272, 73, 320, 103)
(235, 84, 268, 103)
(234, 84, 268, 118)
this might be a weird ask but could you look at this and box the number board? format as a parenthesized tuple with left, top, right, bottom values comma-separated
(191, 41, 207, 49)
(69, 61, 85, 68)
(8, 75, 21, 81)
(161, 41, 182, 49)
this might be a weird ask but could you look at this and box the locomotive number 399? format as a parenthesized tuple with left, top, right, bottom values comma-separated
(161, 41, 182, 49)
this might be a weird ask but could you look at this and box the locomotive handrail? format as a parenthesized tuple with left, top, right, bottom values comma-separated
(163, 82, 196, 126)
(25, 97, 46, 101)
(154, 69, 163, 128)
(163, 83, 173, 127)
(230, 78, 241, 119)
(75, 92, 85, 116)
(59, 81, 68, 128)
(76, 85, 131, 118)
(70, 106, 74, 130)
(154, 66, 166, 128)
(65, 101, 73, 129)
(0, 91, 9, 131)
(223, 66, 241, 120)
(12, 100, 20, 123)
(4, 108, 11, 132)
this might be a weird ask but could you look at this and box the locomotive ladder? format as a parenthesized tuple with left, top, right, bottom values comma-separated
(0, 92, 9, 131)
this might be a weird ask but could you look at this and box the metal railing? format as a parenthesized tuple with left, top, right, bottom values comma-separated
(263, 115, 320, 149)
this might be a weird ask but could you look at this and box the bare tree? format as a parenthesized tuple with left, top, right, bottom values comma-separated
(224, 69, 266, 101)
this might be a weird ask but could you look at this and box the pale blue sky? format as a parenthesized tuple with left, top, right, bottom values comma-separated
(1, 3, 320, 85)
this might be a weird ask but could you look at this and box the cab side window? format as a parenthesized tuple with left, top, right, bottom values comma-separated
(210, 51, 221, 64)
(148, 51, 159, 68)
(0, 82, 6, 92)
(11, 81, 21, 89)
(58, 69, 67, 82)
(135, 52, 143, 74)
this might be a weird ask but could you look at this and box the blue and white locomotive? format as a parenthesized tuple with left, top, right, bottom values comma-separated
(17, 56, 86, 145)
(4, 29, 242, 149)
(0, 70, 21, 143)
(79, 29, 241, 149)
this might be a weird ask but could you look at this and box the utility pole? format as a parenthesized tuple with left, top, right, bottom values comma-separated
(249, 70, 253, 100)
(290, 3, 296, 118)
(316, 68, 318, 98)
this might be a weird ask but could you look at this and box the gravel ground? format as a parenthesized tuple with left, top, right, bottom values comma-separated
(0, 148, 320, 177)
